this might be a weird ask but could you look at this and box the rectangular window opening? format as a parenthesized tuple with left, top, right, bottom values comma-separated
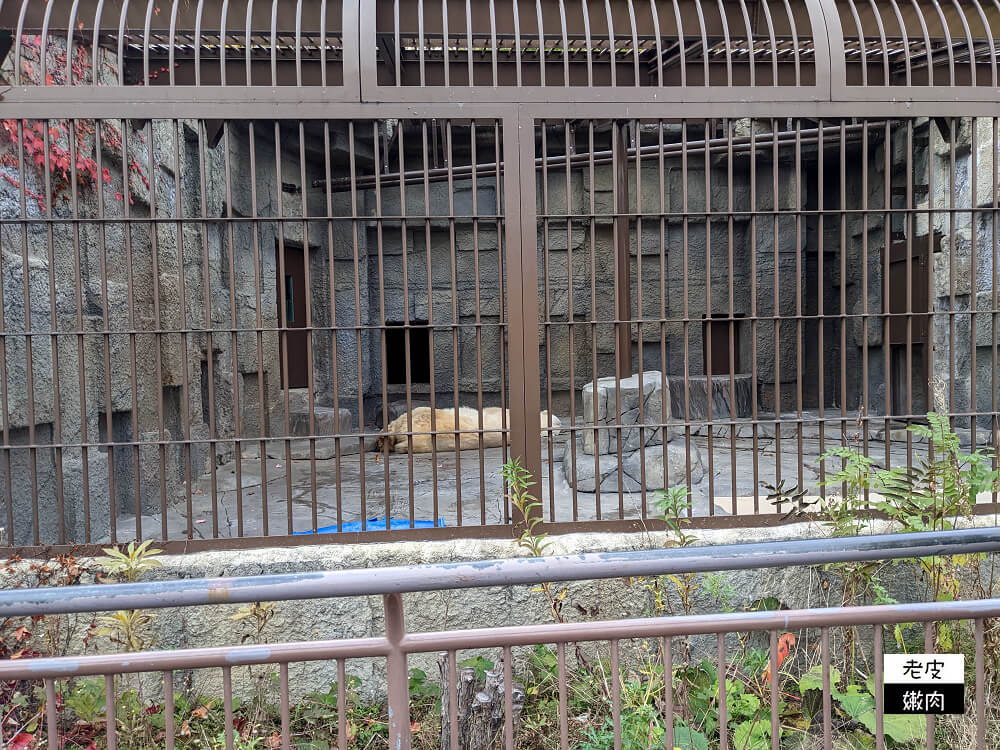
(384, 321, 431, 385)
(284, 275, 295, 324)
(702, 313, 746, 376)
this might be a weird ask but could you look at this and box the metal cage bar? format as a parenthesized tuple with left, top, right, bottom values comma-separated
(0, 0, 999, 552)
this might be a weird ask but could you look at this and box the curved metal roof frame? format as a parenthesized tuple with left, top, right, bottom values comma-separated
(0, 0, 997, 116)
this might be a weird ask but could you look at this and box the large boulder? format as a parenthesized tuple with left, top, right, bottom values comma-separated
(563, 436, 704, 493)
(622, 442, 705, 489)
(563, 447, 641, 493)
(581, 371, 674, 455)
(268, 390, 361, 459)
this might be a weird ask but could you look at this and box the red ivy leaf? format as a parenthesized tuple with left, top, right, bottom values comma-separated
(45, 73, 55, 86)
(9, 733, 34, 750)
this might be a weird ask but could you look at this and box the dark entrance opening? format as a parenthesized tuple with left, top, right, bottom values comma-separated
(702, 313, 745, 376)
(277, 243, 310, 389)
(385, 321, 431, 384)
(886, 237, 932, 416)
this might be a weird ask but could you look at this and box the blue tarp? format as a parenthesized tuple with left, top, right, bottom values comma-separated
(293, 517, 445, 535)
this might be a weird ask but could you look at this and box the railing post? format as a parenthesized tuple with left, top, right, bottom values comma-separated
(384, 593, 411, 750)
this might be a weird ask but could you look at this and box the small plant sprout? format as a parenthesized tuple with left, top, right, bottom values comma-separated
(503, 456, 549, 557)
(98, 540, 164, 584)
(653, 484, 697, 548)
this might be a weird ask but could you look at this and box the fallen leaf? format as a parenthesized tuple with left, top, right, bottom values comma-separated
(190, 702, 212, 719)
(763, 632, 797, 683)
(179, 719, 191, 736)
(14, 626, 31, 642)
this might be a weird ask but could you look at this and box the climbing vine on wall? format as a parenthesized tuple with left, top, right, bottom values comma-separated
(0, 34, 168, 213)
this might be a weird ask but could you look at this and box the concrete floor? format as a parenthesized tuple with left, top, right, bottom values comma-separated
(110, 411, 976, 542)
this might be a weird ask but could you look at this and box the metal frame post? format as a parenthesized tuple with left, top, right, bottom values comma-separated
(384, 592, 411, 750)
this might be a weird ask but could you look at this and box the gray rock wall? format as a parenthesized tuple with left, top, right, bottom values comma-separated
(828, 117, 998, 426)
(0, 38, 289, 541)
(925, 118, 998, 430)
(539, 137, 808, 418)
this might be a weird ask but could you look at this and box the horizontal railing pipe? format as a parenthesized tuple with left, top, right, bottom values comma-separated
(1, 527, 998, 618)
(0, 637, 391, 680)
(400, 597, 1000, 652)
(4, 596, 1000, 681)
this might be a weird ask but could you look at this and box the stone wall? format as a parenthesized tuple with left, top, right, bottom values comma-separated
(538, 125, 808, 418)
(829, 118, 998, 427)
(923, 118, 998, 430)
(0, 40, 319, 542)
(0, 37, 218, 542)
(359, 166, 505, 423)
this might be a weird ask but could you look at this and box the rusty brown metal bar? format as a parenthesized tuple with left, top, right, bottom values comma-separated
(1, 1, 1000, 553)
(507, 109, 544, 523)
(315, 121, 882, 192)
(614, 121, 633, 379)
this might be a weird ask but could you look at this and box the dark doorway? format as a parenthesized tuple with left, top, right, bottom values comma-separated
(886, 237, 931, 416)
(278, 244, 310, 389)
(702, 313, 745, 376)
(385, 321, 431, 384)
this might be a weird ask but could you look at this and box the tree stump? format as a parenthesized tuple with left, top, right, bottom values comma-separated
(438, 652, 525, 750)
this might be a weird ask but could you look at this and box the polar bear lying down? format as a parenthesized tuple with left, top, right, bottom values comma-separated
(375, 407, 562, 453)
